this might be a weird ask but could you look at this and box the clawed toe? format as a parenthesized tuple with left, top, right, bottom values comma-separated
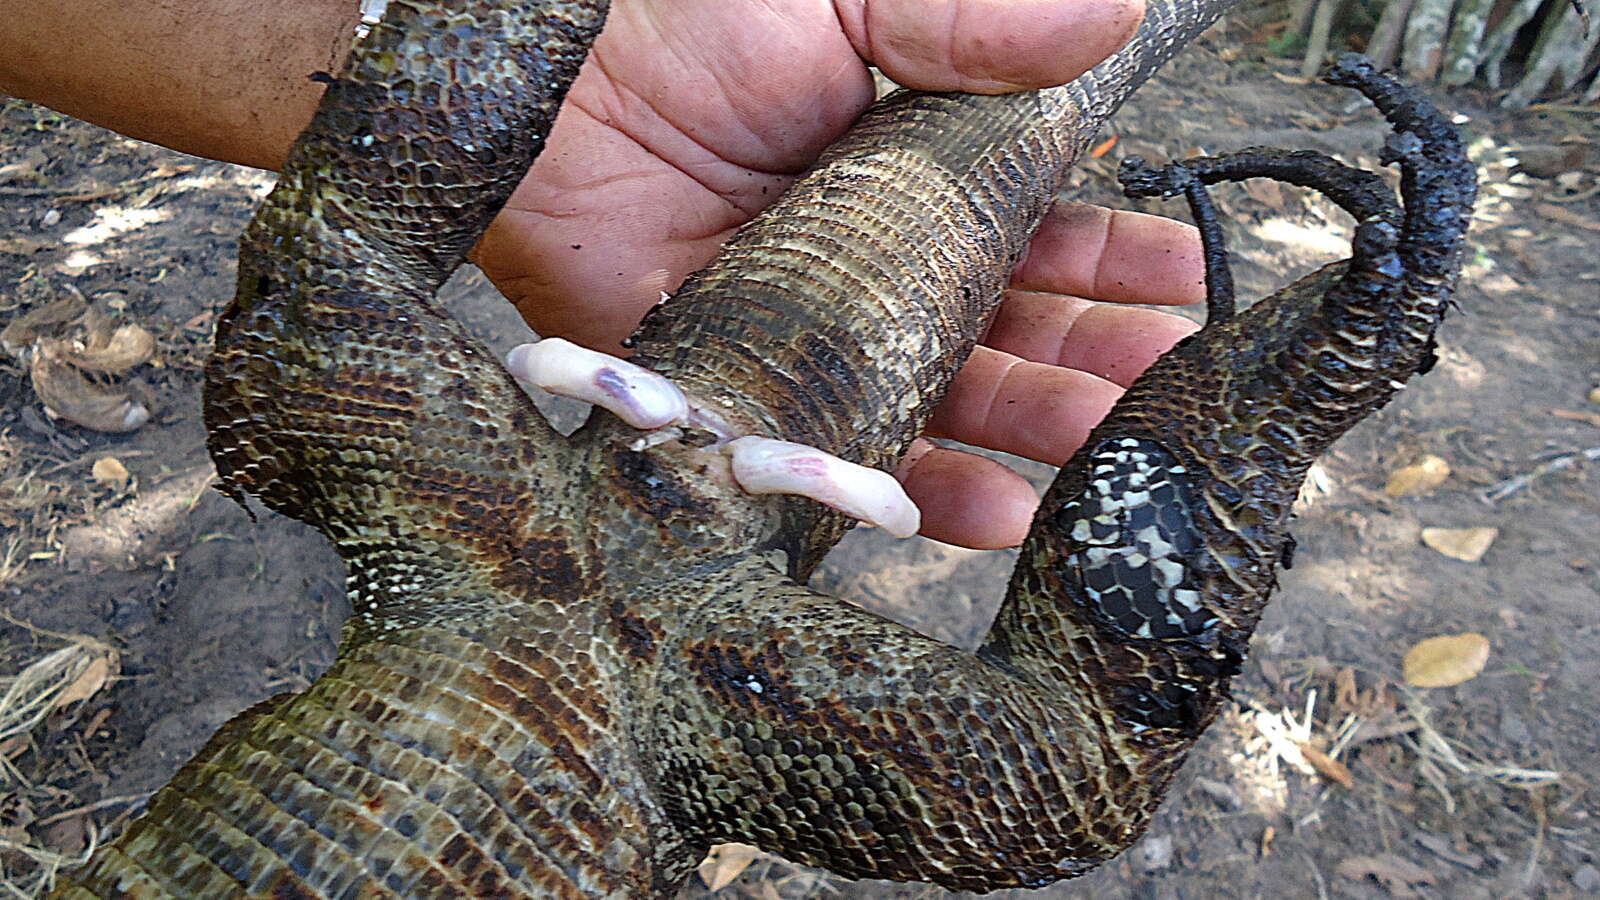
(724, 436, 921, 538)
(506, 338, 688, 430)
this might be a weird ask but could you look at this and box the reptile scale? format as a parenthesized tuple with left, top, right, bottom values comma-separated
(54, 0, 1476, 896)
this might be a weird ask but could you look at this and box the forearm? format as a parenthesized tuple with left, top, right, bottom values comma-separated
(0, 0, 359, 170)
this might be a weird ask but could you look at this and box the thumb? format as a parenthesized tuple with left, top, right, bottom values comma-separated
(833, 0, 1145, 94)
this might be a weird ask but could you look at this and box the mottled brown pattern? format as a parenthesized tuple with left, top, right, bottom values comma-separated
(54, 0, 1477, 897)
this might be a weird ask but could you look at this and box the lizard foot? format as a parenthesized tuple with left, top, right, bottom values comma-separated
(507, 340, 922, 537)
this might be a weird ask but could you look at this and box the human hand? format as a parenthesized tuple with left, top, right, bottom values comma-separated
(475, 0, 1206, 549)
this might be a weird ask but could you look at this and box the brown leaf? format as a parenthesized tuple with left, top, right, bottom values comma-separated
(0, 147, 49, 182)
(92, 456, 130, 487)
(150, 163, 196, 178)
(1333, 666, 1360, 714)
(698, 843, 763, 892)
(1420, 526, 1497, 562)
(61, 321, 156, 373)
(1243, 178, 1287, 211)
(42, 815, 87, 857)
(1550, 408, 1600, 427)
(0, 236, 49, 255)
(1297, 742, 1355, 787)
(55, 653, 114, 707)
(1347, 712, 1422, 747)
(1413, 832, 1484, 870)
(1337, 853, 1437, 898)
(1535, 202, 1600, 232)
(1403, 633, 1491, 688)
(1, 295, 86, 352)
(30, 353, 150, 432)
(1385, 454, 1451, 497)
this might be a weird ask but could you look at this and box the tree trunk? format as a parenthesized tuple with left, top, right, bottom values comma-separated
(1505, 0, 1600, 106)
(1402, 0, 1456, 79)
(1481, 0, 1549, 88)
(1368, 0, 1418, 69)
(1441, 0, 1496, 85)
(1302, 0, 1349, 77)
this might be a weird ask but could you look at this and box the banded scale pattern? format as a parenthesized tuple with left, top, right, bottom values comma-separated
(1060, 437, 1212, 641)
(57, 0, 1475, 896)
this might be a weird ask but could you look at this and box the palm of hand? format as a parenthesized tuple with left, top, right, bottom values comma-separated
(471, 0, 1205, 549)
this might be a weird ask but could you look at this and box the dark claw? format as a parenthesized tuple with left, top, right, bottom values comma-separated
(1118, 157, 1235, 325)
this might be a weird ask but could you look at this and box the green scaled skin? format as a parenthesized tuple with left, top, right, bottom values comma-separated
(56, 0, 1474, 892)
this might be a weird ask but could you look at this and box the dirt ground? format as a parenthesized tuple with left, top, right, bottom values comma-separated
(2, 19, 1597, 900)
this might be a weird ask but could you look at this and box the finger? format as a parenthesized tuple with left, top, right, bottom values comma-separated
(926, 346, 1124, 466)
(983, 292, 1197, 388)
(896, 440, 1037, 549)
(834, 0, 1145, 94)
(1011, 202, 1206, 305)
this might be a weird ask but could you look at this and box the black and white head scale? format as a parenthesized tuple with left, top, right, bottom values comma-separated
(1057, 437, 1216, 639)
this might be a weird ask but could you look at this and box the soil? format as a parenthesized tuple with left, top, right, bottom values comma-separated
(3, 20, 1598, 900)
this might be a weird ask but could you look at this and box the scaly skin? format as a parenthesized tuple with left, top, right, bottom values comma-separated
(55, 0, 1476, 896)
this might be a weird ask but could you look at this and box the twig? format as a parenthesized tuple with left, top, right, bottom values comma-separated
(1543, 183, 1600, 205)
(1480, 446, 1600, 502)
(1301, 851, 1330, 900)
(1525, 103, 1600, 114)
(1523, 803, 1547, 887)
(31, 792, 153, 829)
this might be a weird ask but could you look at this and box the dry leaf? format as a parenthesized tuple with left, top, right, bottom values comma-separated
(1, 295, 86, 354)
(1413, 832, 1484, 869)
(61, 322, 157, 373)
(31, 353, 150, 432)
(1333, 666, 1360, 713)
(1243, 178, 1287, 211)
(0, 146, 48, 182)
(151, 162, 196, 178)
(1337, 853, 1437, 899)
(92, 456, 130, 487)
(1420, 526, 1497, 562)
(1550, 408, 1600, 427)
(1534, 202, 1600, 231)
(1385, 454, 1451, 497)
(698, 843, 762, 892)
(55, 653, 114, 707)
(1297, 742, 1355, 787)
(1403, 633, 1490, 688)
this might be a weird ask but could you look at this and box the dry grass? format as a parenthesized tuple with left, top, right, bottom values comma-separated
(0, 620, 119, 899)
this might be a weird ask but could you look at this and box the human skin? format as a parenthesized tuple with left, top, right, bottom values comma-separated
(0, 0, 1207, 549)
